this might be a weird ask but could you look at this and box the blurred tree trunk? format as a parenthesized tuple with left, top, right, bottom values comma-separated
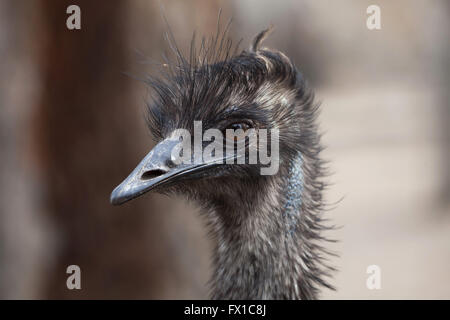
(35, 0, 174, 299)
(0, 0, 47, 299)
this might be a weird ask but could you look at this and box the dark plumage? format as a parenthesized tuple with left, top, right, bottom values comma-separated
(111, 23, 335, 299)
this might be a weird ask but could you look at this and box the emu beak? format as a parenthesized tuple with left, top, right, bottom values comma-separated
(110, 137, 224, 205)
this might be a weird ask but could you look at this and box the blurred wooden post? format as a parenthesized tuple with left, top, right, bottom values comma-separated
(35, 0, 173, 298)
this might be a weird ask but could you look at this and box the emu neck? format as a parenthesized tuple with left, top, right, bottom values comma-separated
(209, 154, 318, 299)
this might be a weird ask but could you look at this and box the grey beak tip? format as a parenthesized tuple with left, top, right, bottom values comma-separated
(110, 194, 118, 206)
(110, 186, 124, 206)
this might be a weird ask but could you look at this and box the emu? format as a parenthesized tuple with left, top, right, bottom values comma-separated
(111, 26, 335, 299)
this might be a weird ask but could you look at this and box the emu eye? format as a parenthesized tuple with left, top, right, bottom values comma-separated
(224, 121, 254, 145)
(226, 121, 252, 132)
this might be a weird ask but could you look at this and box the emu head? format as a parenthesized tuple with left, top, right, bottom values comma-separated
(110, 27, 332, 299)
(111, 27, 319, 214)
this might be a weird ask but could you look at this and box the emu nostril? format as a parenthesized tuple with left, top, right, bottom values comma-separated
(141, 169, 167, 180)
(166, 158, 176, 168)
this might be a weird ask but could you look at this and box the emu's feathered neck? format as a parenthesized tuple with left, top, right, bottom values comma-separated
(206, 150, 334, 300)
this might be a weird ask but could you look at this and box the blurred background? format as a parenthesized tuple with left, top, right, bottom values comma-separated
(0, 0, 449, 299)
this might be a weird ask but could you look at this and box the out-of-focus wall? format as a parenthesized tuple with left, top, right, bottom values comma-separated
(0, 0, 448, 299)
